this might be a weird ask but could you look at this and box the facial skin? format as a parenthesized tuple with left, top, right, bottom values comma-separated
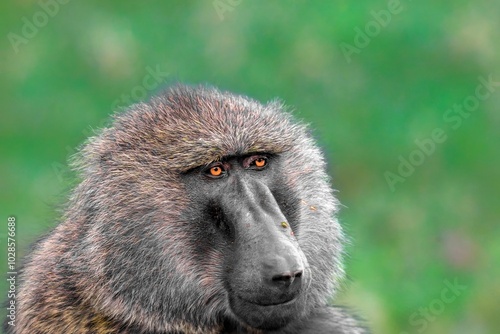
(182, 152, 310, 330)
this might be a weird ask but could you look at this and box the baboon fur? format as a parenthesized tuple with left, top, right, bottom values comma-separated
(7, 85, 366, 333)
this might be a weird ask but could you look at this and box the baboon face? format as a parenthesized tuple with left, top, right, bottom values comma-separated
(77, 85, 342, 332)
(182, 152, 309, 330)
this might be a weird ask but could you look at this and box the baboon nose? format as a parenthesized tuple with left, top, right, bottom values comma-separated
(271, 269, 303, 287)
(264, 265, 303, 303)
(263, 253, 304, 297)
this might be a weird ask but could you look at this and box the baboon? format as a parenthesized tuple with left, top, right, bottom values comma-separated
(7, 85, 367, 333)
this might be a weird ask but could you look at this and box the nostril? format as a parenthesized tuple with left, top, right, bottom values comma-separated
(272, 273, 292, 283)
(271, 270, 303, 285)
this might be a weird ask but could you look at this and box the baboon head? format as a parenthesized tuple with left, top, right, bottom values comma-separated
(71, 85, 344, 332)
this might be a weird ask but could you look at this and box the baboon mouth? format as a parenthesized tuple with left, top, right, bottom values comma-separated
(231, 294, 300, 331)
(237, 295, 297, 307)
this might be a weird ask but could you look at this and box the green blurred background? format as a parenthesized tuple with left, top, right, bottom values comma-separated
(1, 1, 499, 333)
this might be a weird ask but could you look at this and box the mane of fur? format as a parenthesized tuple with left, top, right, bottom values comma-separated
(11, 85, 344, 334)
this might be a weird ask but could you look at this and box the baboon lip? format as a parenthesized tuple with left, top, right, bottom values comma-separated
(237, 295, 297, 307)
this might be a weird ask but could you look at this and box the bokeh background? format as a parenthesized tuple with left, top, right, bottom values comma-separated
(1, 1, 499, 333)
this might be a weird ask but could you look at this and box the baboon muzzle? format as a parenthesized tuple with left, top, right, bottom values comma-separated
(219, 177, 306, 306)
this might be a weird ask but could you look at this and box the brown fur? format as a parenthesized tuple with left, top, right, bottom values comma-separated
(8, 85, 364, 333)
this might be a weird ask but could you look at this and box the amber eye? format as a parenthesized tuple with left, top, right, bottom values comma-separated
(254, 158, 266, 168)
(209, 166, 223, 176)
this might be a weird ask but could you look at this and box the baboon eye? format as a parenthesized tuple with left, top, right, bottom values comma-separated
(210, 166, 223, 176)
(246, 156, 269, 169)
(205, 163, 226, 178)
(255, 158, 266, 168)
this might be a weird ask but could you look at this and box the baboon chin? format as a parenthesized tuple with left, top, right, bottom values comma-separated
(7, 84, 367, 333)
